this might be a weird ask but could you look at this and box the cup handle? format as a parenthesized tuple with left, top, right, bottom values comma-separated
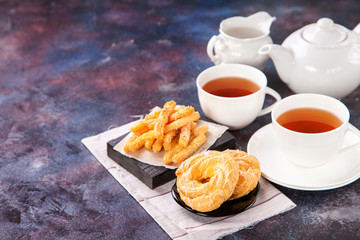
(207, 35, 222, 65)
(338, 124, 360, 155)
(258, 87, 281, 116)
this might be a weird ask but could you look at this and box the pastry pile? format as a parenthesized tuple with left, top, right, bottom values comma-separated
(123, 100, 209, 165)
(175, 150, 261, 212)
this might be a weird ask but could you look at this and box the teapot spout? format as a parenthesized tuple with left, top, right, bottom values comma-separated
(258, 44, 294, 84)
(353, 23, 360, 35)
(247, 11, 276, 33)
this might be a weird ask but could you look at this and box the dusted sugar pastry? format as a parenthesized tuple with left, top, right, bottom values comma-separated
(175, 149, 261, 212)
(224, 150, 261, 200)
(175, 150, 240, 212)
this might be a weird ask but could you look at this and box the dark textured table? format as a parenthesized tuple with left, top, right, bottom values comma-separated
(1, 0, 359, 239)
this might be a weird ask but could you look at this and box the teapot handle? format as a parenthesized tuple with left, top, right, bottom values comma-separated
(207, 35, 224, 65)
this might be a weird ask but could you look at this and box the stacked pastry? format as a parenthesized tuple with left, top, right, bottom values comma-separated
(175, 150, 261, 212)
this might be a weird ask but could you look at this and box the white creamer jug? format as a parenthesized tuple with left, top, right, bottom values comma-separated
(207, 11, 275, 70)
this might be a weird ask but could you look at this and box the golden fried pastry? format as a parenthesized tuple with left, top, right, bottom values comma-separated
(154, 100, 176, 141)
(175, 150, 240, 212)
(224, 150, 261, 200)
(123, 100, 208, 165)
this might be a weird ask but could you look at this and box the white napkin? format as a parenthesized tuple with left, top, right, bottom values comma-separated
(81, 122, 296, 240)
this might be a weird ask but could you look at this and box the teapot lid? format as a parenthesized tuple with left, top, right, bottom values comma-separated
(302, 18, 347, 45)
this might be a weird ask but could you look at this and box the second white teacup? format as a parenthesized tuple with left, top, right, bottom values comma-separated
(272, 93, 360, 168)
(196, 64, 281, 130)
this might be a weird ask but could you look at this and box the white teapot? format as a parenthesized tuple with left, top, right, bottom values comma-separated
(259, 18, 360, 99)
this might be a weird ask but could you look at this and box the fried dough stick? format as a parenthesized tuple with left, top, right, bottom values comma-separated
(154, 100, 176, 141)
(163, 124, 208, 164)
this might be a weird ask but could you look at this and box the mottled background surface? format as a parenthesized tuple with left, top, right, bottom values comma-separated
(1, 0, 359, 239)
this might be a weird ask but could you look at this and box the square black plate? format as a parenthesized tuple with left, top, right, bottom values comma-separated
(107, 131, 236, 189)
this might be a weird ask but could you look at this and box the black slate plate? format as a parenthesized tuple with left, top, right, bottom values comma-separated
(107, 131, 236, 189)
(171, 183, 259, 217)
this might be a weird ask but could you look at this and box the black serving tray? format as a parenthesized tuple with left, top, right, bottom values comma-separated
(107, 131, 236, 189)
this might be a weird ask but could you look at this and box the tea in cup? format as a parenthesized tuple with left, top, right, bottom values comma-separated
(207, 11, 275, 70)
(272, 93, 360, 168)
(196, 63, 281, 130)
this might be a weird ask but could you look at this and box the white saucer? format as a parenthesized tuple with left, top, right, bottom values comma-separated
(247, 123, 360, 190)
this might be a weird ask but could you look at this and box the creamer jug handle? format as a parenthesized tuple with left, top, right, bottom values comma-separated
(207, 35, 224, 65)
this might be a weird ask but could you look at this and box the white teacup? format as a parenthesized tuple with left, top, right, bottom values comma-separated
(196, 64, 281, 130)
(272, 93, 360, 168)
(207, 11, 275, 70)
